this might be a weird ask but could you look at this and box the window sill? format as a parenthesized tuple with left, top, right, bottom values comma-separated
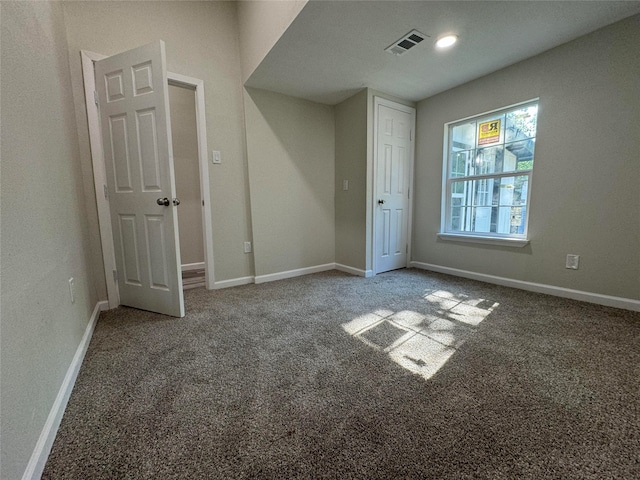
(437, 233, 530, 248)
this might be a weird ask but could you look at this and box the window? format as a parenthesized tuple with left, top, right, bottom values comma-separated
(441, 100, 538, 245)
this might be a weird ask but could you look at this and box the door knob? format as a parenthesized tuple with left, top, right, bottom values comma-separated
(378, 199, 385, 205)
(157, 197, 170, 206)
(172, 198, 180, 206)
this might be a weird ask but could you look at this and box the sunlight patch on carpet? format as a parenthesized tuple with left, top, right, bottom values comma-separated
(342, 290, 498, 380)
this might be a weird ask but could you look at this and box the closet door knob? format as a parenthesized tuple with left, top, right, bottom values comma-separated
(172, 198, 180, 206)
(157, 197, 170, 206)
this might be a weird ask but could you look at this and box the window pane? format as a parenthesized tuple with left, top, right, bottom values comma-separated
(473, 146, 503, 175)
(449, 175, 529, 235)
(514, 206, 527, 234)
(450, 206, 473, 232)
(476, 114, 504, 147)
(451, 122, 475, 151)
(505, 139, 535, 171)
(473, 206, 492, 232)
(512, 175, 529, 206)
(452, 181, 465, 194)
(471, 179, 493, 206)
(451, 206, 462, 231)
(494, 176, 529, 207)
(505, 105, 537, 143)
(450, 181, 467, 208)
(450, 150, 472, 178)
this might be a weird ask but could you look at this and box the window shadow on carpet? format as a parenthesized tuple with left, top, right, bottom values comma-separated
(342, 289, 499, 380)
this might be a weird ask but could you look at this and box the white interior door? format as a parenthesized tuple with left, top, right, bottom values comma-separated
(95, 40, 184, 317)
(374, 101, 415, 274)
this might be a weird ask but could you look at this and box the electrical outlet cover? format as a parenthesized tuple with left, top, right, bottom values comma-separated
(566, 254, 580, 270)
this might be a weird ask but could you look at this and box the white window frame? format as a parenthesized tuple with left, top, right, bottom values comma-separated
(439, 99, 539, 248)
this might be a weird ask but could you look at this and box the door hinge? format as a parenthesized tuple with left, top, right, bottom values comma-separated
(410, 129, 413, 141)
(406, 244, 408, 254)
(103, 184, 109, 200)
(113, 270, 118, 282)
(94, 90, 99, 106)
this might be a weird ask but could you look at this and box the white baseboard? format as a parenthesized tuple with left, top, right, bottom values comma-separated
(410, 261, 640, 312)
(181, 262, 205, 272)
(213, 276, 254, 290)
(212, 263, 369, 289)
(255, 263, 335, 284)
(335, 263, 368, 277)
(22, 300, 108, 480)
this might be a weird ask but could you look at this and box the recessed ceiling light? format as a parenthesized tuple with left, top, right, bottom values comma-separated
(436, 34, 458, 49)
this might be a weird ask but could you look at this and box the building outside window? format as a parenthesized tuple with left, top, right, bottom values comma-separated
(442, 100, 538, 243)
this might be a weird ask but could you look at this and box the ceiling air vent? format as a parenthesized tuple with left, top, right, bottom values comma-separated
(385, 29, 429, 56)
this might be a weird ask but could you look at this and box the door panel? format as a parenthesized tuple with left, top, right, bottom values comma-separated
(395, 209, 404, 254)
(396, 147, 405, 194)
(145, 214, 170, 290)
(384, 145, 392, 194)
(382, 209, 390, 256)
(109, 115, 133, 192)
(375, 103, 414, 274)
(137, 108, 162, 191)
(96, 40, 184, 317)
(119, 215, 142, 286)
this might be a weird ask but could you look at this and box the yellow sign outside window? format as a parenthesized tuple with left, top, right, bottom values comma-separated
(478, 119, 501, 145)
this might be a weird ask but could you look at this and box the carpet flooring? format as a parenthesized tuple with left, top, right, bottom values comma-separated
(43, 269, 640, 479)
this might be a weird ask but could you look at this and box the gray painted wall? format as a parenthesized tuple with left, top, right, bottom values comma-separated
(5, 5, 638, 478)
(335, 89, 368, 270)
(334, 89, 416, 273)
(169, 85, 204, 267)
(413, 15, 640, 300)
(63, 0, 253, 284)
(237, 0, 308, 82)
(0, 2, 101, 478)
(244, 88, 335, 277)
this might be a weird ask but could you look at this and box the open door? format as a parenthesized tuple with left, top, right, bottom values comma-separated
(95, 40, 184, 317)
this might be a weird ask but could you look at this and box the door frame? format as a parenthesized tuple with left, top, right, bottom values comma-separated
(371, 96, 416, 275)
(81, 50, 215, 309)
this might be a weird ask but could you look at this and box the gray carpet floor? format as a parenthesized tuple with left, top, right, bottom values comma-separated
(43, 269, 640, 479)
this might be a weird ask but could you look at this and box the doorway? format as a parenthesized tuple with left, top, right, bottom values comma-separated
(168, 83, 205, 289)
(372, 97, 416, 274)
(82, 47, 214, 313)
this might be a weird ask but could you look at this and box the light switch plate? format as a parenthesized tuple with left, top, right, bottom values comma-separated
(68, 277, 75, 304)
(212, 150, 221, 164)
